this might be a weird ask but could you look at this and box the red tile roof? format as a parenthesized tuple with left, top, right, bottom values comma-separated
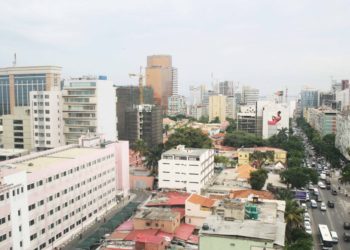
(136, 234, 164, 244)
(156, 231, 174, 242)
(187, 194, 215, 207)
(174, 224, 195, 241)
(187, 235, 199, 244)
(146, 192, 190, 207)
(115, 220, 133, 231)
(229, 189, 275, 200)
(124, 229, 159, 241)
(108, 231, 129, 240)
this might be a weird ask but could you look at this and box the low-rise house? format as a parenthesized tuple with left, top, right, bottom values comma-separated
(237, 147, 287, 166)
(185, 194, 216, 228)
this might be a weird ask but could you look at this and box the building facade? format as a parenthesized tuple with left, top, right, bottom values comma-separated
(158, 145, 215, 194)
(209, 95, 226, 122)
(300, 89, 319, 114)
(124, 104, 163, 147)
(146, 55, 176, 112)
(167, 95, 187, 116)
(2, 107, 32, 150)
(242, 86, 259, 105)
(335, 110, 350, 160)
(62, 76, 117, 144)
(116, 86, 154, 141)
(262, 102, 290, 139)
(0, 135, 129, 250)
(0, 66, 61, 116)
(306, 108, 337, 136)
(30, 90, 64, 150)
(226, 96, 237, 119)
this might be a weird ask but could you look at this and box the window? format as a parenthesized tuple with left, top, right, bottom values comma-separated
(30, 233, 37, 241)
(29, 219, 35, 226)
(27, 183, 35, 191)
(38, 200, 44, 206)
(0, 234, 7, 242)
(28, 204, 36, 211)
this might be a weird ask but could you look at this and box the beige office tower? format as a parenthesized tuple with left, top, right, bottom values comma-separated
(0, 66, 62, 116)
(209, 95, 227, 122)
(146, 55, 177, 113)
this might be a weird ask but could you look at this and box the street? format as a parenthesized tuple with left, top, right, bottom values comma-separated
(295, 125, 350, 250)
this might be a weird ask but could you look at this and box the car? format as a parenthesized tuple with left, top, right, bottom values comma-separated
(308, 184, 314, 190)
(332, 190, 338, 195)
(310, 199, 317, 208)
(317, 195, 322, 202)
(314, 188, 319, 196)
(304, 212, 310, 219)
(301, 203, 307, 211)
(304, 221, 312, 234)
(320, 202, 327, 211)
(304, 216, 311, 223)
(325, 179, 331, 185)
(327, 201, 335, 208)
(344, 222, 350, 230)
(344, 232, 350, 242)
(326, 184, 331, 190)
(330, 231, 338, 244)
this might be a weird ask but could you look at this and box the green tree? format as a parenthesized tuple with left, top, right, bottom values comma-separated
(249, 150, 274, 168)
(198, 115, 209, 123)
(164, 124, 170, 136)
(280, 167, 318, 189)
(340, 165, 350, 184)
(210, 116, 220, 123)
(132, 139, 147, 157)
(143, 144, 164, 174)
(224, 131, 265, 147)
(165, 127, 212, 149)
(284, 199, 304, 231)
(214, 155, 230, 166)
(286, 228, 313, 250)
(249, 169, 268, 190)
(225, 118, 236, 133)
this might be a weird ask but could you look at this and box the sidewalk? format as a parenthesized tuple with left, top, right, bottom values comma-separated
(60, 193, 136, 250)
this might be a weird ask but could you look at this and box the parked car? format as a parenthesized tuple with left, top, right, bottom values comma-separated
(327, 201, 335, 208)
(301, 203, 307, 211)
(344, 222, 350, 230)
(304, 221, 312, 234)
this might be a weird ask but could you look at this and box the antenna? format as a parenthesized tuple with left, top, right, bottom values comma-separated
(12, 53, 17, 67)
(285, 87, 288, 103)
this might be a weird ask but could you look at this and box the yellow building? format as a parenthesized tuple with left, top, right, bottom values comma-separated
(209, 95, 227, 122)
(237, 147, 287, 166)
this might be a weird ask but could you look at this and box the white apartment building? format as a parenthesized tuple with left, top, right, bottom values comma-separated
(167, 95, 187, 116)
(62, 76, 117, 144)
(158, 145, 215, 194)
(0, 135, 129, 250)
(30, 90, 64, 150)
(336, 110, 350, 160)
(226, 96, 237, 119)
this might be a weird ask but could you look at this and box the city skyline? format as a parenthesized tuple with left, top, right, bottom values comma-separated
(1, 0, 350, 97)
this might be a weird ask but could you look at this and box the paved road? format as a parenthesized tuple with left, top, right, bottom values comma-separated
(295, 125, 350, 250)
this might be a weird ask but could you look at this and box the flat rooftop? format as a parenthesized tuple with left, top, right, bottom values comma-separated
(134, 208, 179, 221)
(0, 148, 29, 157)
(0, 146, 102, 172)
(200, 215, 285, 247)
(162, 146, 209, 157)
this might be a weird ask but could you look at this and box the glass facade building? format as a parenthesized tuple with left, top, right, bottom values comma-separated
(0, 76, 10, 116)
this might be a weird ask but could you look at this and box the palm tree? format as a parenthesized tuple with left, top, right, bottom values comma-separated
(284, 199, 304, 234)
(277, 127, 289, 142)
(132, 139, 147, 157)
(144, 144, 164, 175)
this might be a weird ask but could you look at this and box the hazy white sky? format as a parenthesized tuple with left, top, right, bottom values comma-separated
(0, 0, 349, 96)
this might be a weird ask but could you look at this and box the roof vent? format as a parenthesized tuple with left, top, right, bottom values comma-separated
(28, 163, 33, 167)
(202, 223, 209, 230)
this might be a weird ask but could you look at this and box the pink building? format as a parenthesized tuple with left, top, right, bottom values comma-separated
(0, 135, 129, 250)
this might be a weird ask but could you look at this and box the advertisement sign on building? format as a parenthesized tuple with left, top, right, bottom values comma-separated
(262, 103, 290, 139)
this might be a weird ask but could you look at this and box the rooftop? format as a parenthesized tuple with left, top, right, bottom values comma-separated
(229, 189, 274, 200)
(187, 194, 216, 208)
(134, 208, 179, 221)
(0, 148, 29, 157)
(162, 145, 210, 157)
(236, 165, 256, 180)
(146, 191, 190, 207)
(200, 216, 285, 247)
(238, 147, 287, 153)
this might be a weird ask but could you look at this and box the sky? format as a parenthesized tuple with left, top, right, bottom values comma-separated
(1, 0, 350, 97)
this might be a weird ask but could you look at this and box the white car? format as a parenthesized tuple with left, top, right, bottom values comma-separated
(320, 202, 327, 211)
(301, 203, 307, 211)
(304, 221, 312, 234)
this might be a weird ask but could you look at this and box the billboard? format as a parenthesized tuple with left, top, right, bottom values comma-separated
(262, 103, 290, 139)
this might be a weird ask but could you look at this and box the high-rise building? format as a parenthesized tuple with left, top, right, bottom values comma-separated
(242, 86, 259, 105)
(2, 107, 32, 150)
(209, 95, 227, 122)
(219, 81, 234, 96)
(124, 104, 162, 147)
(30, 89, 64, 150)
(146, 55, 176, 112)
(306, 108, 337, 137)
(319, 91, 335, 108)
(0, 66, 61, 116)
(335, 110, 350, 160)
(300, 88, 319, 113)
(237, 105, 260, 136)
(116, 86, 154, 141)
(62, 76, 117, 144)
(167, 95, 187, 116)
(0, 134, 129, 249)
(226, 96, 237, 119)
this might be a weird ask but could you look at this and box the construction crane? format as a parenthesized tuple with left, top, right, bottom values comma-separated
(129, 67, 144, 105)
